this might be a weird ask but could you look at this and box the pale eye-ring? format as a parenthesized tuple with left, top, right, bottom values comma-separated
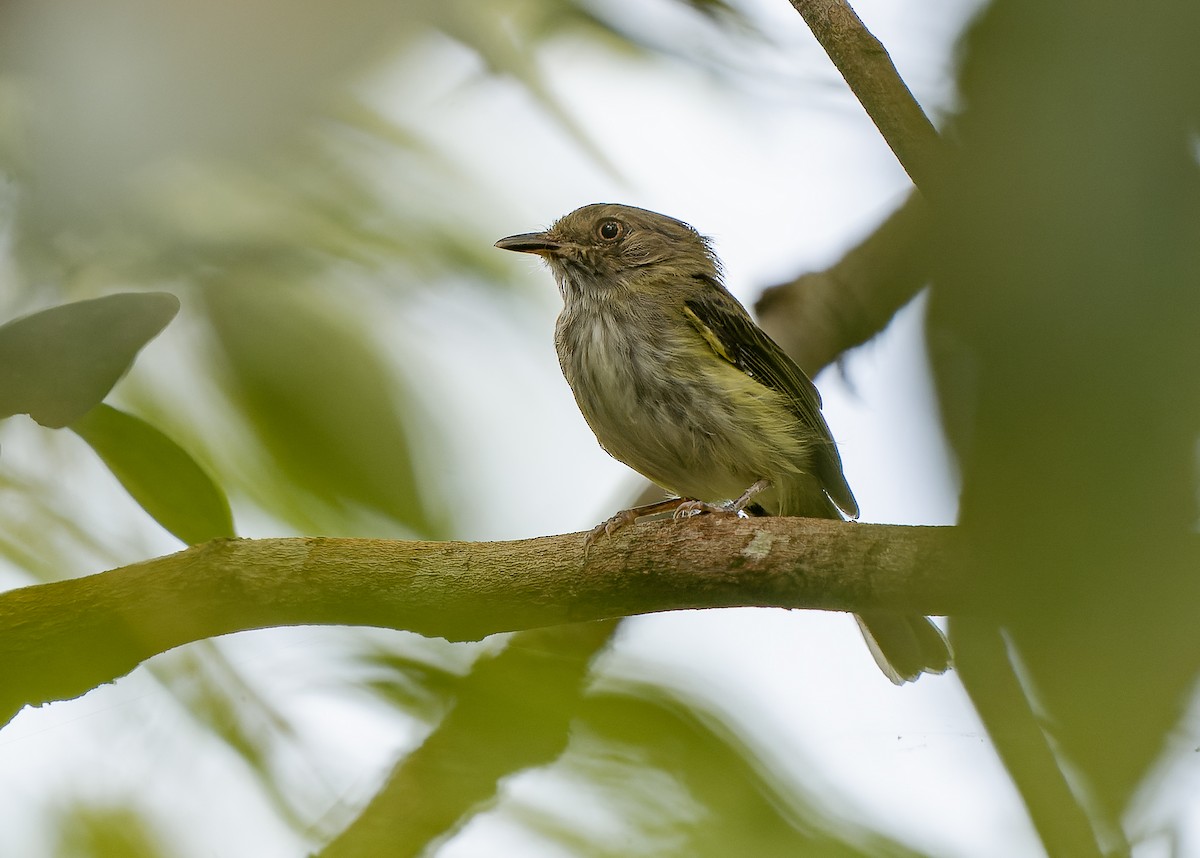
(597, 220, 623, 241)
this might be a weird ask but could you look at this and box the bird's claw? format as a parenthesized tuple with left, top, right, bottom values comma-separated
(584, 508, 640, 549)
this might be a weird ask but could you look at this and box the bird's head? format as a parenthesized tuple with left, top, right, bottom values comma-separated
(495, 203, 721, 303)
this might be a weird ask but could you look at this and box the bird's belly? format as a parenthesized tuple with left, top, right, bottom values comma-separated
(559, 323, 809, 504)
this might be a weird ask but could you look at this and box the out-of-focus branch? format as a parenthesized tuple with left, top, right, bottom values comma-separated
(319, 622, 617, 858)
(0, 518, 967, 726)
(951, 619, 1108, 858)
(755, 191, 929, 375)
(787, 0, 945, 195)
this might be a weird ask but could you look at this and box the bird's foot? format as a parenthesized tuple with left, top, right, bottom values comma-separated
(583, 496, 692, 550)
(585, 508, 641, 547)
(673, 480, 772, 521)
(673, 499, 737, 519)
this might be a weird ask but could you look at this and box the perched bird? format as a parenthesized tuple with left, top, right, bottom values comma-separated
(496, 203, 951, 684)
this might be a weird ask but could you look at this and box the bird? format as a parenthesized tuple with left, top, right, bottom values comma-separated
(496, 203, 951, 683)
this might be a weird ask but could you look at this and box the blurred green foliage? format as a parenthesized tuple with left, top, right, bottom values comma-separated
(0, 0, 1197, 855)
(0, 290, 234, 547)
(930, 0, 1200, 852)
(324, 623, 924, 858)
(71, 404, 234, 544)
(53, 804, 169, 858)
(0, 293, 178, 427)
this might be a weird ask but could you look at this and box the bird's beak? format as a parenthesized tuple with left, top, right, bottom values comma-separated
(494, 231, 562, 256)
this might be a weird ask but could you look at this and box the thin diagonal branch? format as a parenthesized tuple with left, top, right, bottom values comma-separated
(951, 619, 1108, 858)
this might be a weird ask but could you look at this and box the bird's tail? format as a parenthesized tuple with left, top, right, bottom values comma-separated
(854, 612, 953, 685)
(751, 487, 953, 683)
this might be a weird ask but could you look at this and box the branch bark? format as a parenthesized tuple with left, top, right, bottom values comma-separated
(755, 191, 929, 375)
(787, 0, 946, 195)
(0, 517, 965, 725)
(755, 0, 948, 372)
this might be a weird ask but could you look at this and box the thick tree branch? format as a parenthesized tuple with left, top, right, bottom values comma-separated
(0, 517, 965, 725)
(755, 191, 929, 375)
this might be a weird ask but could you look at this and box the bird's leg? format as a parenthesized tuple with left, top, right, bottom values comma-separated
(585, 496, 694, 546)
(674, 479, 771, 519)
(730, 478, 772, 512)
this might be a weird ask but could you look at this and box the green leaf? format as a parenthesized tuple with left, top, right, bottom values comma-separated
(70, 404, 235, 545)
(0, 292, 180, 428)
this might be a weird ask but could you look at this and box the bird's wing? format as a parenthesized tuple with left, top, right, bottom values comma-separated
(683, 278, 859, 518)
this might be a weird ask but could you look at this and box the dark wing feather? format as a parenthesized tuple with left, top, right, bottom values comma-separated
(684, 278, 859, 518)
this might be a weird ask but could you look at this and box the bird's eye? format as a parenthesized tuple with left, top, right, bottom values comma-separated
(597, 220, 623, 241)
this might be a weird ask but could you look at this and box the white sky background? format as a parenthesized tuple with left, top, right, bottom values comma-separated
(6, 0, 1197, 855)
